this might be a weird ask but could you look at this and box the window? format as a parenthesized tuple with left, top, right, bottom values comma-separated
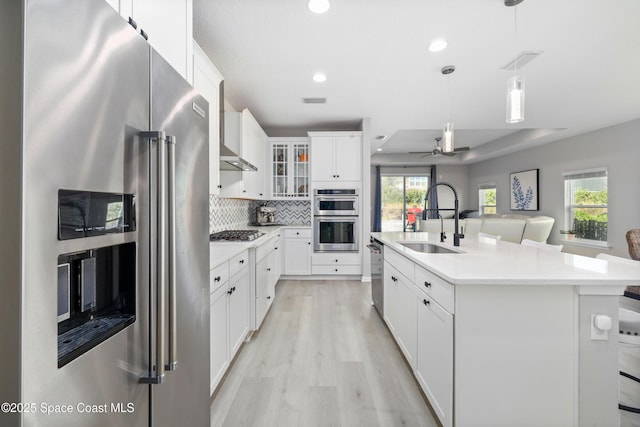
(381, 175, 429, 232)
(407, 176, 428, 189)
(479, 184, 496, 215)
(563, 168, 608, 243)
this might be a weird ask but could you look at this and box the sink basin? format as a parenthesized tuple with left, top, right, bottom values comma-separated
(398, 242, 460, 254)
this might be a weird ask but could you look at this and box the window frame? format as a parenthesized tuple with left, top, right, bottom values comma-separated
(478, 183, 497, 215)
(562, 168, 608, 247)
(380, 173, 430, 232)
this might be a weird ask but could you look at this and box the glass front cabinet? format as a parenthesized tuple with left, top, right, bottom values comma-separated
(270, 139, 310, 199)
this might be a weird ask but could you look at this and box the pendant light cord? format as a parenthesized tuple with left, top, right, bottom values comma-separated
(513, 5, 518, 76)
(447, 74, 451, 121)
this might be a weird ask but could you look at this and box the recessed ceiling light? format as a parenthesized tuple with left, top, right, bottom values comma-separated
(308, 0, 330, 14)
(428, 39, 448, 53)
(376, 148, 383, 152)
(312, 72, 327, 83)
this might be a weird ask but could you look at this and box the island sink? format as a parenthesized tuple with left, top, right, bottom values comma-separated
(398, 242, 460, 254)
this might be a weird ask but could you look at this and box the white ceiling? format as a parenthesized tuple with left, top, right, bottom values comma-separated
(193, 0, 640, 165)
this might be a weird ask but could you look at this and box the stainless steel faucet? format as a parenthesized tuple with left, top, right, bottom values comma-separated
(424, 182, 465, 246)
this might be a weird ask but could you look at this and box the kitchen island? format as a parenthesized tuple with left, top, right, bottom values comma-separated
(371, 231, 640, 427)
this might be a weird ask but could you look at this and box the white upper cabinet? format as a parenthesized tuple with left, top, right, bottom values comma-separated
(309, 132, 362, 184)
(220, 109, 267, 199)
(105, 0, 193, 82)
(192, 42, 223, 195)
(242, 110, 268, 199)
(269, 138, 310, 199)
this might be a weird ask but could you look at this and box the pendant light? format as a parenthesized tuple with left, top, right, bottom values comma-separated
(441, 65, 456, 153)
(506, 0, 525, 123)
(308, 0, 330, 14)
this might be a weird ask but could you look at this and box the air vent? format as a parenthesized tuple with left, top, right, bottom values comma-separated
(302, 97, 327, 104)
(500, 51, 543, 71)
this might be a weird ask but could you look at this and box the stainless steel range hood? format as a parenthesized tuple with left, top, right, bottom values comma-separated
(220, 144, 257, 171)
(218, 80, 257, 172)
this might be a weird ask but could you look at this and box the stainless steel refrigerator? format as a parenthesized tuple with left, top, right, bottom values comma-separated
(0, 0, 210, 425)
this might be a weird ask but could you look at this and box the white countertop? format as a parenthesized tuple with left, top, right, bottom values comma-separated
(209, 225, 310, 269)
(372, 232, 640, 289)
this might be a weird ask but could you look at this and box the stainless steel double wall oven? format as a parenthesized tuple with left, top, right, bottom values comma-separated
(313, 189, 359, 252)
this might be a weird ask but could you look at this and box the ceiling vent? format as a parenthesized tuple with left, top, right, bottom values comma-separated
(302, 97, 327, 104)
(500, 51, 543, 71)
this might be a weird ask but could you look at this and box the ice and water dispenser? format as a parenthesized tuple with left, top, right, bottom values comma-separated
(56, 190, 137, 367)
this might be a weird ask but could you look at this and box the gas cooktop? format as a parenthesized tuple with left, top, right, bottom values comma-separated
(209, 229, 264, 242)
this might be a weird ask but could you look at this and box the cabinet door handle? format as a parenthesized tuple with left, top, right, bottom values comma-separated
(423, 299, 430, 306)
(227, 288, 233, 295)
(275, 247, 278, 250)
(267, 268, 271, 271)
(296, 232, 300, 235)
(267, 295, 271, 300)
(424, 281, 431, 288)
(214, 276, 221, 282)
(232, 286, 236, 293)
(335, 268, 338, 272)
(334, 259, 339, 263)
(239, 259, 244, 264)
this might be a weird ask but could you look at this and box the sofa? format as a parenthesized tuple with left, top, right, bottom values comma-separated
(415, 214, 555, 244)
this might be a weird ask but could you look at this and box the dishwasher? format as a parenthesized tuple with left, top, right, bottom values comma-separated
(368, 238, 384, 318)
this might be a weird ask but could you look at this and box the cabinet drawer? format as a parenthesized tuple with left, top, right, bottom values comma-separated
(312, 265, 362, 275)
(312, 252, 361, 266)
(385, 248, 415, 282)
(284, 228, 311, 239)
(210, 262, 229, 293)
(255, 237, 276, 263)
(229, 250, 249, 278)
(415, 265, 454, 314)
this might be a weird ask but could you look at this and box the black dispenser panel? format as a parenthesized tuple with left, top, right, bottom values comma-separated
(58, 190, 135, 240)
(57, 242, 136, 367)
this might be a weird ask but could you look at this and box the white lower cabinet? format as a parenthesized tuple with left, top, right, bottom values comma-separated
(209, 283, 228, 394)
(383, 247, 453, 427)
(283, 228, 312, 275)
(209, 250, 250, 395)
(383, 261, 417, 369)
(415, 291, 453, 427)
(254, 236, 280, 329)
(228, 266, 250, 356)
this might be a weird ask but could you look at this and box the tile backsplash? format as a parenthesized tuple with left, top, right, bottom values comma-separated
(209, 196, 311, 233)
(208, 196, 251, 233)
(250, 200, 311, 226)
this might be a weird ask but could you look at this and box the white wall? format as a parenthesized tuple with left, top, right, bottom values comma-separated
(469, 119, 640, 257)
(436, 165, 470, 217)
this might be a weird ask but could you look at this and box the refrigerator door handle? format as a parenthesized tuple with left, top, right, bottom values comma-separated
(166, 135, 178, 371)
(140, 130, 168, 385)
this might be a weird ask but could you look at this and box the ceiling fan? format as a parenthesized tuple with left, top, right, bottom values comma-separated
(410, 137, 470, 158)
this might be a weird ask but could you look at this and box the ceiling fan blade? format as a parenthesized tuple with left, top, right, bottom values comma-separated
(409, 151, 433, 154)
(419, 153, 435, 158)
(441, 151, 457, 156)
(452, 146, 470, 152)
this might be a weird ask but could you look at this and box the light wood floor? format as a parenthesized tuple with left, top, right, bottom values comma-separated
(210, 279, 439, 427)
